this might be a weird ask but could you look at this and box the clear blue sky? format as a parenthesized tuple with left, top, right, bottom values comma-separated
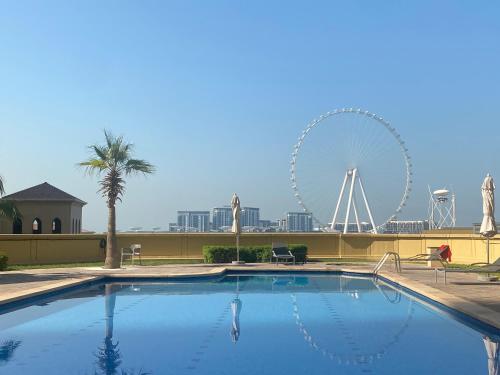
(0, 1, 499, 231)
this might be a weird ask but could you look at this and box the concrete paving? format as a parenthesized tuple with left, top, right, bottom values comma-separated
(0, 262, 499, 329)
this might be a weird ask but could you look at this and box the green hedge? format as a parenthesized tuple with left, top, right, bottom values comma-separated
(0, 252, 8, 271)
(203, 244, 307, 264)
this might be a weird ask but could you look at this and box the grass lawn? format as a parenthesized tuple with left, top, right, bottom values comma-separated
(310, 257, 375, 263)
(7, 258, 203, 271)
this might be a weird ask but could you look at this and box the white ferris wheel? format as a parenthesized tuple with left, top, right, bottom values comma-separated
(290, 108, 412, 233)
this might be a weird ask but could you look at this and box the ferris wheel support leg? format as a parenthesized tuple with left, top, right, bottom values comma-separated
(352, 193, 362, 233)
(358, 173, 378, 234)
(344, 169, 357, 234)
(331, 172, 349, 230)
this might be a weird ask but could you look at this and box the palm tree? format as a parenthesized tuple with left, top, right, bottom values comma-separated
(0, 176, 21, 222)
(79, 131, 155, 269)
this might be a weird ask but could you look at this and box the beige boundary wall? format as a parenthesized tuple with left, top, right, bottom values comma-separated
(0, 232, 498, 265)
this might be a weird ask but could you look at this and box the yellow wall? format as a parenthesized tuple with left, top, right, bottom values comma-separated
(0, 232, 497, 265)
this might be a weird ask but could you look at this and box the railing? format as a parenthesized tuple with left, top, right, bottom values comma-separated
(373, 252, 402, 275)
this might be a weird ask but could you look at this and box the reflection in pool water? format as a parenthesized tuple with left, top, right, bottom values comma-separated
(95, 284, 122, 375)
(230, 277, 242, 344)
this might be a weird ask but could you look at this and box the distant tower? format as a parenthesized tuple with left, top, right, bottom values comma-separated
(428, 187, 456, 229)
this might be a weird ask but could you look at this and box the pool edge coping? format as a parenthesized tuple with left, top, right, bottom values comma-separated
(375, 270, 500, 331)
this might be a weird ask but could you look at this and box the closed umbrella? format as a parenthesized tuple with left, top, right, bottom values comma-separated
(484, 336, 499, 375)
(480, 174, 497, 264)
(231, 193, 243, 264)
(230, 276, 242, 343)
(230, 298, 242, 343)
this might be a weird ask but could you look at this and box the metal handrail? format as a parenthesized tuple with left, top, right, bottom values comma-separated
(373, 252, 402, 275)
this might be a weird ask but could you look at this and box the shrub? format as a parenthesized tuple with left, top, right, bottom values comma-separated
(202, 246, 258, 263)
(203, 244, 308, 264)
(253, 245, 272, 262)
(0, 252, 8, 271)
(203, 246, 235, 263)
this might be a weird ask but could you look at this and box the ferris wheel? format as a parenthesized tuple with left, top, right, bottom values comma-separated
(290, 108, 412, 233)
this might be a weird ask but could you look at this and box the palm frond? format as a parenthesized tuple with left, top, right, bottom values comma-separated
(91, 145, 109, 162)
(0, 175, 4, 196)
(79, 159, 108, 175)
(125, 159, 156, 175)
(104, 129, 115, 150)
(0, 200, 22, 220)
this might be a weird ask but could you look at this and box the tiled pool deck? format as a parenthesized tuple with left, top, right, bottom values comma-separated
(0, 262, 499, 329)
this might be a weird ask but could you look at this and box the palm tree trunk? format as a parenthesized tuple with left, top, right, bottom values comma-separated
(104, 204, 120, 269)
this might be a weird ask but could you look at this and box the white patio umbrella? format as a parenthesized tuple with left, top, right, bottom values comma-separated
(483, 336, 499, 375)
(231, 193, 243, 264)
(480, 174, 497, 264)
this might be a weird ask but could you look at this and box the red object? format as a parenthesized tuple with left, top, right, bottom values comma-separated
(439, 244, 452, 262)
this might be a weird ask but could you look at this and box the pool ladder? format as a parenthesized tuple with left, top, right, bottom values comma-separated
(373, 252, 402, 275)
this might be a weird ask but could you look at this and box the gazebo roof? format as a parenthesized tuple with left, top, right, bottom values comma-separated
(2, 182, 86, 205)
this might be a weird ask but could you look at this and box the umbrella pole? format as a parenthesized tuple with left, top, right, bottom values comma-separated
(237, 234, 240, 263)
(487, 236, 490, 265)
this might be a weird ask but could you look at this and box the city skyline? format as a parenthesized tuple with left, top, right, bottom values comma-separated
(1, 2, 499, 231)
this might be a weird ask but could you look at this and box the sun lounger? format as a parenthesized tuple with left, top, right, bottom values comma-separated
(271, 242, 295, 265)
(444, 258, 500, 274)
(402, 245, 451, 263)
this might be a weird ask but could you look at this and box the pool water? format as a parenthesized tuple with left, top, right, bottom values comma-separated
(0, 273, 498, 375)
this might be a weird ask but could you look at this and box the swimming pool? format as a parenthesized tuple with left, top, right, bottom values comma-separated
(0, 273, 498, 374)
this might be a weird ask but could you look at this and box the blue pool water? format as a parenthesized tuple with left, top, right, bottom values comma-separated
(0, 273, 498, 375)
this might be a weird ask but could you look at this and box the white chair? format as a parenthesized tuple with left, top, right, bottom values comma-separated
(120, 244, 142, 266)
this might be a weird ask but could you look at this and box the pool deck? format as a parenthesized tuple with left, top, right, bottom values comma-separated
(0, 262, 499, 330)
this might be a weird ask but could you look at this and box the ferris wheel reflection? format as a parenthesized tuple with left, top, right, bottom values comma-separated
(290, 277, 414, 366)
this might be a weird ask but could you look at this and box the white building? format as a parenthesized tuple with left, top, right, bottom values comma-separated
(212, 206, 232, 231)
(177, 211, 210, 232)
(241, 207, 260, 227)
(286, 212, 313, 232)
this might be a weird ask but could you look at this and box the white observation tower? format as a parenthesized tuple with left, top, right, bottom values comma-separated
(428, 187, 456, 229)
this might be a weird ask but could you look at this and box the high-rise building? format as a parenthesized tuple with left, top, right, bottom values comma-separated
(259, 219, 271, 228)
(275, 219, 287, 231)
(177, 211, 210, 232)
(241, 207, 260, 227)
(212, 206, 233, 230)
(383, 220, 429, 234)
(333, 222, 373, 233)
(286, 212, 313, 232)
